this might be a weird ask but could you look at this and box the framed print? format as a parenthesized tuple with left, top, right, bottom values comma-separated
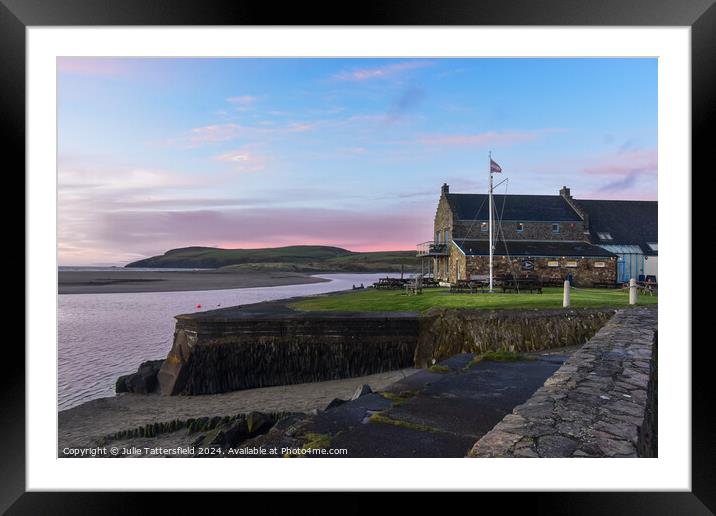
(4, 0, 712, 512)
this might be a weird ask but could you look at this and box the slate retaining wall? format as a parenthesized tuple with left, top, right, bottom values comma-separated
(468, 307, 658, 458)
(414, 308, 614, 367)
(157, 314, 419, 395)
(155, 306, 615, 396)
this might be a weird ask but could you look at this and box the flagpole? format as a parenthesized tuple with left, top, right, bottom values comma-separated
(488, 151, 494, 293)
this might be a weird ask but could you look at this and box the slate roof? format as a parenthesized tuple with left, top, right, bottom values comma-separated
(453, 239, 616, 258)
(578, 199, 658, 256)
(446, 193, 582, 222)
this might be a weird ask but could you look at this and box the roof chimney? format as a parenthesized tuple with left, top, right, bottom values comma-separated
(441, 183, 449, 196)
(559, 186, 571, 198)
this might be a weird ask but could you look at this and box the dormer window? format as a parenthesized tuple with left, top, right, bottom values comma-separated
(516, 223, 524, 233)
(597, 232, 613, 241)
(480, 222, 488, 232)
(552, 223, 560, 234)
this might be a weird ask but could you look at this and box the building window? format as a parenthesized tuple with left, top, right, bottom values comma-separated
(647, 242, 658, 252)
(444, 229, 450, 242)
(480, 222, 488, 232)
(597, 232, 613, 240)
(552, 223, 560, 233)
(516, 222, 524, 233)
(435, 231, 441, 243)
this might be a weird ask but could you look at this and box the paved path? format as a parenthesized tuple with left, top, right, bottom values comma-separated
(294, 348, 573, 457)
(469, 307, 657, 458)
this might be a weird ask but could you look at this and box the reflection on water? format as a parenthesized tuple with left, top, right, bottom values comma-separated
(58, 273, 389, 410)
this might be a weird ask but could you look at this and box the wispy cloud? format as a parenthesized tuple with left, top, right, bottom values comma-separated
(416, 129, 564, 147)
(583, 148, 657, 177)
(161, 120, 319, 148)
(582, 147, 657, 196)
(332, 61, 431, 81)
(387, 85, 425, 122)
(213, 146, 270, 172)
(227, 95, 259, 111)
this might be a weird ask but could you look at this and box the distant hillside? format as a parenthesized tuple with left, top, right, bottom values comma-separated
(125, 245, 420, 272)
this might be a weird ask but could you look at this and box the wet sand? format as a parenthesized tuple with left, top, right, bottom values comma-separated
(58, 269, 329, 294)
(58, 368, 417, 451)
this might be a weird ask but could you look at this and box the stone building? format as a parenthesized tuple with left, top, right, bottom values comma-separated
(417, 184, 657, 287)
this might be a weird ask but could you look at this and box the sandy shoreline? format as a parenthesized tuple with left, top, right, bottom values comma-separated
(58, 369, 417, 451)
(58, 269, 330, 294)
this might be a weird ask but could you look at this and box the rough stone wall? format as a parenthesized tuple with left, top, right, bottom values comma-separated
(157, 316, 419, 395)
(449, 243, 465, 281)
(453, 220, 586, 241)
(468, 307, 658, 458)
(414, 308, 614, 368)
(462, 255, 617, 286)
(433, 195, 454, 242)
(637, 330, 657, 457)
(156, 307, 617, 397)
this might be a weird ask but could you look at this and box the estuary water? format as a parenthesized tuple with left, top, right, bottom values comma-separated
(58, 273, 389, 411)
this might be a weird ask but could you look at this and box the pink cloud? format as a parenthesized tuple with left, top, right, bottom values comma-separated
(88, 207, 433, 264)
(162, 120, 319, 148)
(333, 61, 432, 81)
(226, 95, 259, 111)
(188, 123, 247, 144)
(582, 148, 657, 176)
(213, 147, 269, 172)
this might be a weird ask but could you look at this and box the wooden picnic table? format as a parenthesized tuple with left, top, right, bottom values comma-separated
(449, 279, 489, 294)
(499, 278, 543, 294)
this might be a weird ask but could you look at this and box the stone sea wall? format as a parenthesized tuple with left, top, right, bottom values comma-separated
(157, 314, 418, 395)
(468, 307, 658, 458)
(414, 308, 614, 368)
(151, 306, 614, 397)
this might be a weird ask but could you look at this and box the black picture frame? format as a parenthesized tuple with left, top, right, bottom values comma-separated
(4, 0, 709, 512)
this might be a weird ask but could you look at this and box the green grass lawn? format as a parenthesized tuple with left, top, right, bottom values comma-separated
(289, 287, 658, 312)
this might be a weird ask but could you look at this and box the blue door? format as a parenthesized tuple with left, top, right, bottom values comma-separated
(617, 258, 626, 283)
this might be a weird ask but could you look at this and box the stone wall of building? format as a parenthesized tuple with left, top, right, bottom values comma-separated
(468, 307, 658, 458)
(433, 192, 454, 242)
(452, 219, 586, 242)
(462, 255, 617, 287)
(432, 191, 455, 282)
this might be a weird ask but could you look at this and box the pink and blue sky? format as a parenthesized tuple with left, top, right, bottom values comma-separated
(58, 58, 657, 266)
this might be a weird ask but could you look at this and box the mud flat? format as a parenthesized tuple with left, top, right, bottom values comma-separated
(58, 269, 329, 294)
(58, 368, 417, 451)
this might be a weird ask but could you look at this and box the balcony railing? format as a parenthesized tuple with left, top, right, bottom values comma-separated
(416, 241, 450, 257)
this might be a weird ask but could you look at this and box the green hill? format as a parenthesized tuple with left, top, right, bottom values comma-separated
(125, 245, 420, 272)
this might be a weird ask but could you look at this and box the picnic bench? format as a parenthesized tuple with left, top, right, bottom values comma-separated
(637, 281, 658, 296)
(449, 279, 489, 294)
(499, 277, 543, 294)
(372, 277, 409, 290)
(422, 277, 439, 288)
(404, 276, 424, 295)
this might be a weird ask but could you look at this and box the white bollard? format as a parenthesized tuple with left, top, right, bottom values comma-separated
(563, 280, 571, 307)
(629, 278, 638, 305)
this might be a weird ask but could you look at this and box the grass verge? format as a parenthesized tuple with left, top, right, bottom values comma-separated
(289, 287, 657, 313)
